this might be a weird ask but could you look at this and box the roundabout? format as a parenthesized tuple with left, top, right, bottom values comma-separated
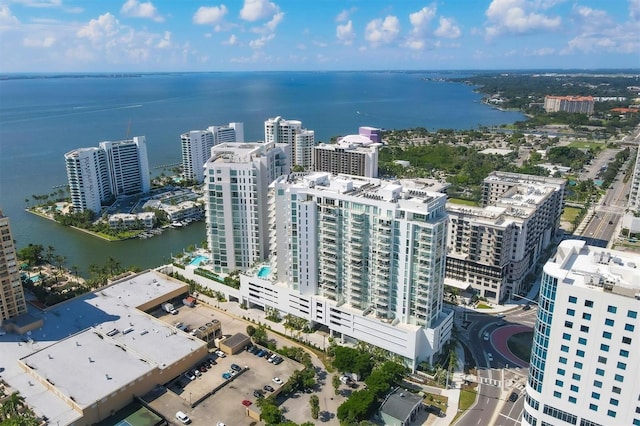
(490, 324, 533, 368)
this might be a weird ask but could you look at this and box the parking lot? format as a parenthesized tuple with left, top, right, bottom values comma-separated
(145, 303, 303, 425)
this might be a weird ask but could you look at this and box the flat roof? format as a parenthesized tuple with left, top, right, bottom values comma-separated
(0, 270, 205, 424)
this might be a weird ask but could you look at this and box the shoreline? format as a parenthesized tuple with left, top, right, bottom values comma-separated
(25, 208, 119, 242)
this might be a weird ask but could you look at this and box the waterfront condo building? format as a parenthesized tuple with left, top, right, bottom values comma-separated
(544, 95, 595, 115)
(622, 147, 640, 233)
(264, 116, 315, 170)
(239, 173, 453, 369)
(445, 172, 566, 303)
(0, 211, 27, 322)
(181, 123, 244, 183)
(204, 141, 289, 273)
(524, 239, 640, 426)
(313, 132, 382, 178)
(65, 137, 150, 213)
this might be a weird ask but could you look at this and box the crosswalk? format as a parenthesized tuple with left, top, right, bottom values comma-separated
(480, 377, 501, 387)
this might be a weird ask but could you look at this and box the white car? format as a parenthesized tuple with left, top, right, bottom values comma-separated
(217, 423, 225, 426)
(215, 350, 226, 358)
(184, 371, 196, 381)
(193, 369, 201, 378)
(487, 353, 494, 362)
(176, 411, 191, 424)
(272, 377, 283, 385)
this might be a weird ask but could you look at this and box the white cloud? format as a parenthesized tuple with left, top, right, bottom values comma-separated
(120, 0, 164, 23)
(631, 0, 640, 21)
(336, 7, 357, 23)
(404, 39, 425, 50)
(336, 20, 355, 45)
(23, 35, 55, 47)
(249, 33, 274, 49)
(10, 0, 61, 8)
(409, 5, 437, 32)
(434, 17, 461, 38)
(485, 0, 561, 38)
(193, 5, 228, 25)
(0, 5, 20, 28)
(365, 15, 400, 46)
(77, 13, 120, 42)
(265, 11, 284, 31)
(240, 0, 278, 22)
(224, 34, 238, 45)
(156, 31, 171, 48)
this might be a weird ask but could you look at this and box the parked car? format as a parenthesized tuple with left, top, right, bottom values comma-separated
(215, 350, 226, 358)
(482, 332, 489, 341)
(199, 364, 207, 373)
(253, 390, 264, 398)
(230, 363, 242, 372)
(256, 349, 266, 357)
(176, 411, 191, 424)
(272, 377, 283, 385)
(241, 400, 252, 407)
(487, 353, 494, 362)
(509, 392, 519, 402)
(193, 369, 201, 378)
(263, 385, 274, 392)
(184, 371, 196, 381)
(273, 356, 283, 365)
(222, 372, 231, 380)
(268, 353, 278, 363)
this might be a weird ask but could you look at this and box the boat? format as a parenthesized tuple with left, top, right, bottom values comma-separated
(171, 221, 183, 228)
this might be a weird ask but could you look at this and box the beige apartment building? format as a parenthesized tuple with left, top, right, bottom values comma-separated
(0, 210, 27, 323)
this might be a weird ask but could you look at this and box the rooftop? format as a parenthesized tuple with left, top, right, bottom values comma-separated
(380, 387, 424, 421)
(546, 240, 640, 298)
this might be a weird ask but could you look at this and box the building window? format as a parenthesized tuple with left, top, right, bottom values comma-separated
(575, 361, 583, 369)
(610, 398, 619, 406)
(603, 331, 612, 339)
(572, 373, 580, 381)
(565, 321, 573, 328)
(570, 384, 578, 392)
(592, 392, 600, 400)
(569, 296, 577, 303)
(600, 344, 609, 352)
(617, 362, 627, 370)
(589, 403, 598, 411)
(556, 379, 564, 387)
(567, 308, 575, 316)
(580, 325, 589, 333)
(559, 356, 567, 364)
(585, 300, 593, 307)
(623, 336, 632, 344)
(576, 349, 585, 357)
(557, 368, 566, 376)
(620, 349, 629, 357)
(596, 368, 604, 376)
(607, 305, 617, 313)
(625, 324, 635, 332)
(578, 337, 587, 345)
(561, 345, 569, 353)
(628, 310, 638, 319)
(569, 396, 577, 404)
(607, 410, 616, 418)
(583, 313, 591, 320)
(614, 374, 623, 382)
(593, 380, 602, 388)
(597, 356, 607, 364)
(563, 333, 571, 341)
(554, 391, 562, 398)
(612, 386, 621, 394)
(605, 318, 615, 326)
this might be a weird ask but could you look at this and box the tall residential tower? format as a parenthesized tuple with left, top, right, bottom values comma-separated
(264, 116, 314, 170)
(181, 123, 244, 182)
(0, 211, 27, 323)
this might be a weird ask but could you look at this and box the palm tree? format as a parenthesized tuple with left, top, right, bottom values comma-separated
(45, 246, 55, 266)
(2, 392, 25, 418)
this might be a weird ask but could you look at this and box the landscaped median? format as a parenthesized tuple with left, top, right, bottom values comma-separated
(452, 383, 478, 424)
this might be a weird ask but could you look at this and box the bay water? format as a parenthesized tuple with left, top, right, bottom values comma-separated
(0, 71, 524, 275)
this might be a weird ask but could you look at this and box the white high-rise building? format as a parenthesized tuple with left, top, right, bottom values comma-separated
(264, 116, 314, 170)
(0, 211, 27, 322)
(313, 134, 382, 177)
(181, 123, 244, 183)
(240, 173, 454, 369)
(64, 147, 111, 213)
(99, 137, 150, 196)
(181, 130, 214, 183)
(204, 141, 289, 273)
(627, 147, 640, 212)
(65, 137, 150, 213)
(524, 239, 640, 426)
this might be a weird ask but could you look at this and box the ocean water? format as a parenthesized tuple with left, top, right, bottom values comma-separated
(0, 71, 524, 274)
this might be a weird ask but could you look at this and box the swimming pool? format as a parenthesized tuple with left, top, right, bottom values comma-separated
(257, 266, 271, 278)
(190, 255, 209, 266)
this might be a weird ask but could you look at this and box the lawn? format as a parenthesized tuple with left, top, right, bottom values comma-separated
(424, 392, 448, 411)
(506, 331, 534, 363)
(561, 206, 582, 223)
(451, 384, 478, 424)
(476, 302, 492, 309)
(567, 141, 605, 150)
(448, 198, 479, 207)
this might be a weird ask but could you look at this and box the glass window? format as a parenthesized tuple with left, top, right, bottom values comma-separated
(620, 349, 629, 357)
(569, 296, 577, 303)
(578, 337, 587, 345)
(603, 331, 612, 339)
(605, 318, 615, 326)
(575, 361, 583, 369)
(628, 310, 638, 319)
(601, 344, 610, 351)
(561, 345, 569, 353)
(580, 325, 589, 333)
(556, 379, 564, 387)
(618, 362, 627, 370)
(612, 386, 621, 394)
(592, 392, 600, 400)
(594, 380, 602, 388)
(589, 403, 597, 411)
(554, 391, 561, 398)
(570, 384, 578, 392)
(626, 324, 635, 332)
(583, 312, 591, 320)
(567, 308, 575, 316)
(576, 349, 585, 357)
(557, 368, 566, 376)
(559, 356, 567, 364)
(614, 374, 623, 382)
(598, 356, 607, 364)
(563, 333, 571, 341)
(610, 399, 619, 406)
(569, 396, 576, 404)
(572, 373, 580, 381)
(596, 368, 605, 376)
(585, 300, 593, 307)
(607, 410, 616, 418)
(623, 336, 632, 344)
(607, 305, 617, 313)
(565, 321, 573, 328)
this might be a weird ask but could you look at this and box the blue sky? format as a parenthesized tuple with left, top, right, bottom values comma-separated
(0, 0, 638, 72)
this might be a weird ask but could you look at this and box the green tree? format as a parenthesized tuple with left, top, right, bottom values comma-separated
(332, 374, 341, 395)
(310, 394, 320, 419)
(246, 325, 256, 336)
(251, 324, 268, 345)
(17, 244, 44, 266)
(336, 390, 376, 424)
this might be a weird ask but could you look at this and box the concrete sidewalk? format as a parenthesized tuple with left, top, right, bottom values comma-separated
(429, 341, 465, 426)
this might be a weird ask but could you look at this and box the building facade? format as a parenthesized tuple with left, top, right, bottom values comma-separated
(204, 142, 289, 273)
(445, 172, 566, 303)
(64, 147, 111, 213)
(65, 137, 150, 213)
(313, 134, 382, 178)
(264, 116, 314, 170)
(0, 211, 27, 323)
(239, 173, 453, 369)
(544, 95, 595, 115)
(524, 239, 640, 426)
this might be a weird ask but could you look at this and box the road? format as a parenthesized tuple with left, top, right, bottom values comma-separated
(456, 307, 536, 426)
